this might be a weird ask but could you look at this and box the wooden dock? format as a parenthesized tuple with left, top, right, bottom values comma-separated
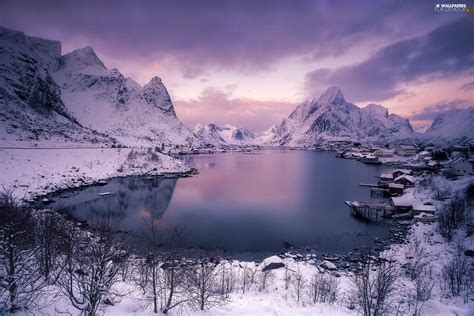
(345, 201, 394, 221)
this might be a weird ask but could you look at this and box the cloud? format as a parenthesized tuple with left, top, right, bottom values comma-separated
(459, 81, 474, 90)
(174, 87, 294, 131)
(408, 99, 468, 121)
(305, 17, 474, 102)
(0, 0, 457, 77)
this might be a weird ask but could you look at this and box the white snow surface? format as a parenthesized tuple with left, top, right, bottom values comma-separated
(0, 148, 190, 200)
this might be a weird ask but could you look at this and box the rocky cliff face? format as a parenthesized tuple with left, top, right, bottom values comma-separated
(0, 27, 200, 147)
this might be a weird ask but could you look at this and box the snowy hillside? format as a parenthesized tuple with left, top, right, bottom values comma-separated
(0, 27, 115, 147)
(53, 47, 200, 147)
(267, 87, 414, 147)
(423, 107, 474, 143)
(0, 26, 201, 148)
(193, 123, 258, 146)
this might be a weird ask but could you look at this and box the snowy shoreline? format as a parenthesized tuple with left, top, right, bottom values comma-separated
(0, 147, 193, 202)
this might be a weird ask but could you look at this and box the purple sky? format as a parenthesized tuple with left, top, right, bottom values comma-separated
(1, 0, 473, 131)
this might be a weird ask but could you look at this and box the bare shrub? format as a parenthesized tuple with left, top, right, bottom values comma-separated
(441, 251, 472, 297)
(292, 268, 306, 303)
(349, 257, 401, 316)
(309, 273, 339, 304)
(438, 194, 466, 241)
(0, 191, 46, 313)
(57, 212, 128, 315)
(409, 266, 435, 316)
(404, 237, 428, 281)
(186, 260, 225, 311)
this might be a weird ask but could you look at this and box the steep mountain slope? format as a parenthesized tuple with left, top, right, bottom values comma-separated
(267, 87, 413, 146)
(193, 123, 257, 147)
(423, 107, 474, 142)
(0, 27, 113, 146)
(53, 47, 200, 147)
(0, 26, 200, 148)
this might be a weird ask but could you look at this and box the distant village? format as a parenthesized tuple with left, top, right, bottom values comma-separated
(340, 143, 474, 223)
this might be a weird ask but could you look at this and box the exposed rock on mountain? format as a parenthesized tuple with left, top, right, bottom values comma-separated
(0, 26, 113, 146)
(267, 87, 414, 146)
(0, 26, 200, 147)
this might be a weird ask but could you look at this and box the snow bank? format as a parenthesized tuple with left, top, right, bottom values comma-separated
(0, 148, 190, 199)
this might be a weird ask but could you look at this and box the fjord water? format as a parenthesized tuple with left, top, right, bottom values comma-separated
(52, 151, 391, 254)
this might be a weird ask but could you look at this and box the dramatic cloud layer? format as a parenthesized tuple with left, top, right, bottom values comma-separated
(0, 0, 455, 77)
(1, 0, 472, 131)
(305, 17, 474, 102)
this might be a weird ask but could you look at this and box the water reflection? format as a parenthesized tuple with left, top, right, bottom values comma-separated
(52, 151, 391, 254)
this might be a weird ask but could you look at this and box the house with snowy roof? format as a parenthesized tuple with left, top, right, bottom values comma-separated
(394, 174, 416, 187)
(392, 169, 412, 178)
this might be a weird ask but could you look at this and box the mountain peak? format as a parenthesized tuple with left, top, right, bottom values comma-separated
(364, 103, 389, 117)
(61, 46, 106, 71)
(318, 86, 346, 105)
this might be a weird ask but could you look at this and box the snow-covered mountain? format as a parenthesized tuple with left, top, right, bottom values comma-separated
(193, 123, 257, 146)
(267, 86, 413, 146)
(0, 27, 114, 146)
(0, 26, 200, 147)
(423, 107, 474, 142)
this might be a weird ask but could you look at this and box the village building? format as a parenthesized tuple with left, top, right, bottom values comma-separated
(391, 196, 416, 213)
(394, 174, 416, 187)
(388, 183, 404, 196)
(392, 169, 412, 178)
(396, 145, 418, 157)
(380, 172, 394, 182)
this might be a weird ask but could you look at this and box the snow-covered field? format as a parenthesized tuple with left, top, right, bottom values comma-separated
(0, 148, 190, 200)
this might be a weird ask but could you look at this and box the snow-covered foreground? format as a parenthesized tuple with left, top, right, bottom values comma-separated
(35, 217, 473, 316)
(0, 148, 190, 200)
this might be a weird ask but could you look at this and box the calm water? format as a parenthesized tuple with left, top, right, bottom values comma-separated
(51, 150, 391, 254)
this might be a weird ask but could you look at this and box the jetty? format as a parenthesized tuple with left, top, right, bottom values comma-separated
(344, 201, 394, 221)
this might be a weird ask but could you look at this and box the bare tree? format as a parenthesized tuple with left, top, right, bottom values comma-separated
(441, 251, 472, 297)
(258, 269, 274, 292)
(240, 264, 257, 294)
(349, 257, 401, 316)
(186, 260, 224, 311)
(409, 266, 435, 316)
(292, 268, 306, 303)
(219, 261, 236, 298)
(133, 212, 164, 313)
(33, 210, 70, 283)
(309, 273, 339, 304)
(284, 267, 292, 290)
(404, 237, 428, 281)
(0, 191, 46, 313)
(160, 228, 187, 314)
(57, 212, 128, 316)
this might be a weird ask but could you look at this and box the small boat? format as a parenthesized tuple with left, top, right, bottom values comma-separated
(99, 192, 111, 196)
